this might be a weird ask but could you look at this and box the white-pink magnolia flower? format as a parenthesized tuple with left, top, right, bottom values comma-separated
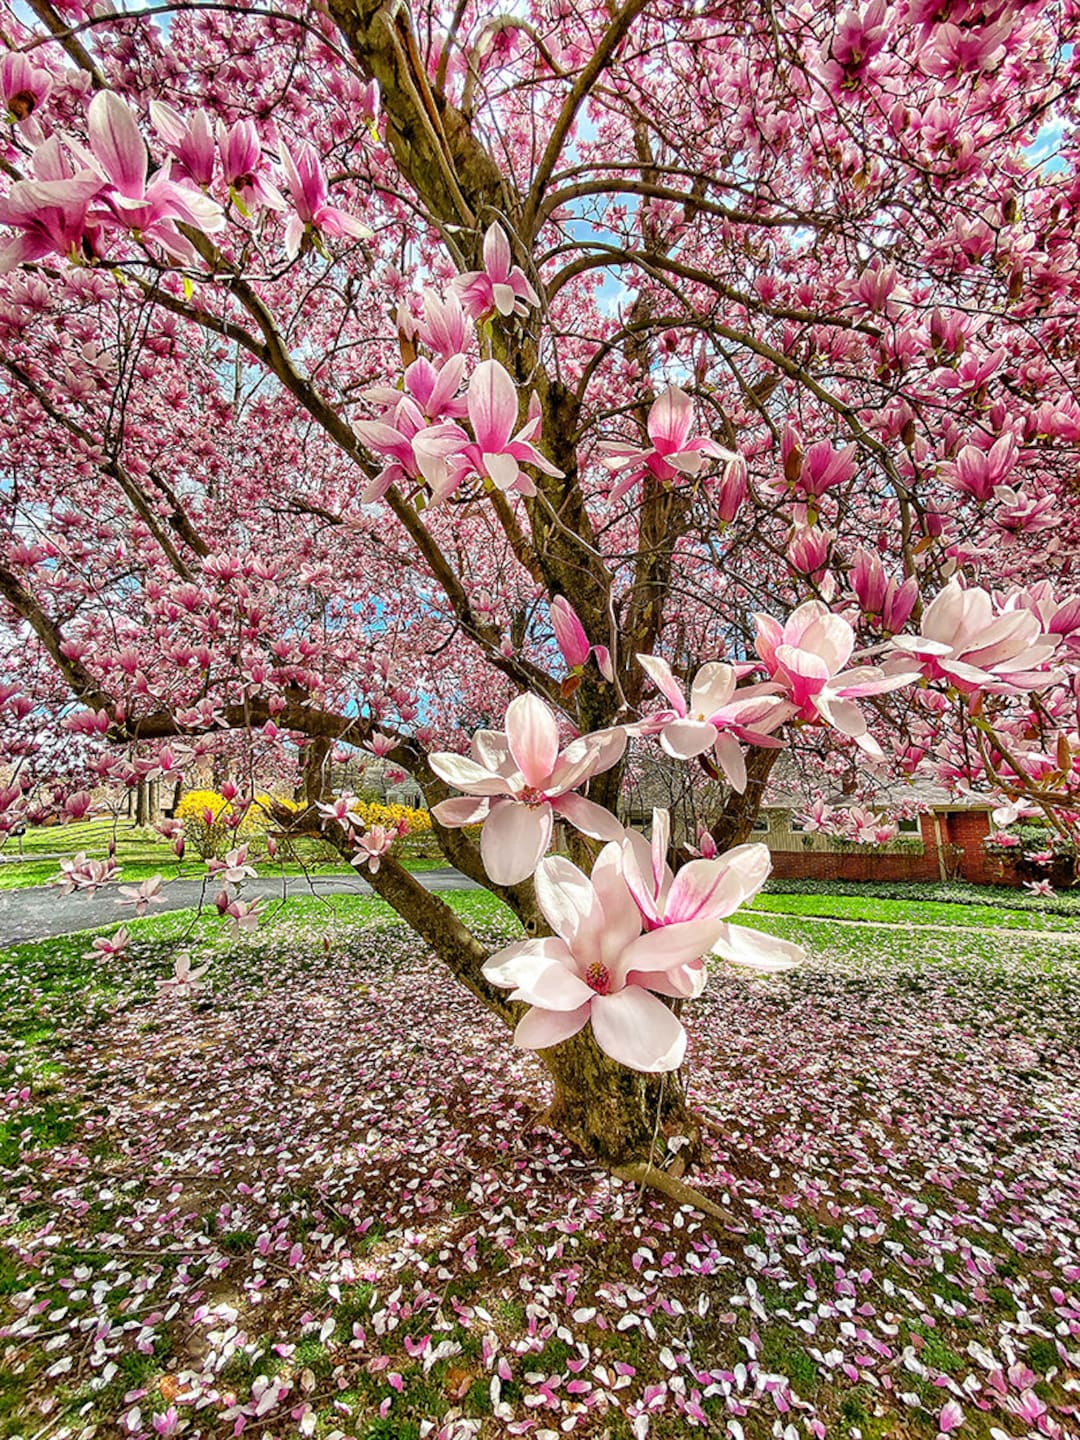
(483, 845, 729, 1072)
(635, 654, 794, 792)
(889, 578, 1062, 694)
(118, 874, 167, 914)
(207, 846, 257, 885)
(599, 386, 735, 502)
(85, 927, 130, 961)
(52, 852, 118, 894)
(430, 694, 625, 885)
(452, 222, 540, 320)
(280, 139, 372, 259)
(156, 952, 209, 998)
(755, 600, 917, 758)
(351, 825, 394, 873)
(621, 809, 804, 982)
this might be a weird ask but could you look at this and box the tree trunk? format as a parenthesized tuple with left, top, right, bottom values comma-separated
(135, 778, 148, 827)
(541, 1027, 700, 1166)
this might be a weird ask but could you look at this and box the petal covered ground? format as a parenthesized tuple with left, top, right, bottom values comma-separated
(1, 898, 1079, 1439)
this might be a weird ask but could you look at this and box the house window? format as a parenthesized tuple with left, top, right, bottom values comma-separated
(752, 816, 769, 833)
(898, 817, 920, 835)
(789, 815, 809, 833)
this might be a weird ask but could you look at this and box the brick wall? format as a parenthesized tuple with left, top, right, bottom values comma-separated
(768, 809, 1019, 887)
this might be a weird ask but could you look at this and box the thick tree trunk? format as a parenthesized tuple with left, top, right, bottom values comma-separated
(135, 778, 149, 827)
(541, 1028, 701, 1166)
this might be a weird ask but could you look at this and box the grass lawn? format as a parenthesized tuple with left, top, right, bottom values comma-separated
(0, 817, 449, 891)
(1, 894, 1078, 1439)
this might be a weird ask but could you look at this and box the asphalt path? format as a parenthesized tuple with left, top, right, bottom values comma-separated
(0, 868, 477, 946)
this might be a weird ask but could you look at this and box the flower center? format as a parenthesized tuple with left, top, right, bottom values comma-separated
(584, 962, 611, 995)
(519, 785, 547, 806)
(10, 91, 35, 121)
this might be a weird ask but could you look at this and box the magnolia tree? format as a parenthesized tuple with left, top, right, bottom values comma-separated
(1, 0, 1080, 1172)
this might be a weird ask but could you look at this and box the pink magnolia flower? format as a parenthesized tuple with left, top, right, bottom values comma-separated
(889, 578, 1062, 694)
(363, 354, 468, 422)
(456, 360, 563, 496)
(482, 845, 730, 1071)
(1024, 877, 1054, 897)
(156, 952, 208, 998)
(939, 434, 1017, 503)
(850, 549, 918, 634)
(82, 92, 225, 261)
(634, 654, 794, 792)
(207, 845, 257, 885)
(551, 596, 613, 682)
(1, 51, 52, 125)
(317, 794, 363, 829)
(0, 138, 105, 272)
(149, 101, 216, 186)
(84, 927, 130, 961)
(419, 289, 468, 360)
(755, 601, 917, 758)
(796, 797, 837, 834)
(452, 222, 539, 320)
(118, 874, 167, 914)
(429, 693, 625, 885)
(64, 790, 94, 821)
(217, 118, 286, 210)
(599, 386, 734, 502)
(620, 810, 804, 982)
(222, 896, 262, 937)
(280, 140, 372, 259)
(354, 396, 466, 504)
(52, 852, 118, 895)
(352, 825, 394, 873)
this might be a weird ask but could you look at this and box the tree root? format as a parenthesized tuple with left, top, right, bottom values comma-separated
(612, 1161, 737, 1225)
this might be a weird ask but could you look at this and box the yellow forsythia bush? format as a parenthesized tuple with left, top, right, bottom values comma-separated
(174, 789, 276, 859)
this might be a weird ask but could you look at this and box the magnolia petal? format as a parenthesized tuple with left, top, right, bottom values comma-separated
(636, 653, 686, 713)
(660, 718, 717, 760)
(505, 693, 559, 789)
(712, 730, 747, 792)
(589, 987, 687, 1073)
(428, 751, 509, 795)
(481, 798, 553, 885)
(552, 791, 624, 841)
(712, 922, 804, 972)
(514, 1003, 591, 1050)
(431, 795, 492, 828)
(483, 937, 592, 1009)
(618, 917, 726, 976)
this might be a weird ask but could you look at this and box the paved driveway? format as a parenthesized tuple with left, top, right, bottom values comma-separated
(0, 869, 477, 946)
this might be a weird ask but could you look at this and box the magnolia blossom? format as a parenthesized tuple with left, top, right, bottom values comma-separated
(483, 845, 731, 1071)
(207, 846, 257, 885)
(317, 794, 364, 828)
(52, 852, 118, 894)
(355, 395, 465, 504)
(755, 600, 916, 758)
(351, 825, 394, 873)
(157, 952, 208, 998)
(82, 92, 226, 261)
(85, 927, 130, 961)
(442, 360, 563, 497)
(150, 101, 216, 186)
(280, 140, 372, 259)
(551, 597, 613, 682)
(1, 52, 52, 126)
(0, 139, 105, 272)
(889, 578, 1061, 693)
(218, 119, 286, 210)
(621, 810, 804, 979)
(118, 874, 167, 913)
(453, 222, 539, 319)
(635, 654, 793, 792)
(600, 386, 734, 502)
(1025, 877, 1054, 897)
(430, 693, 625, 885)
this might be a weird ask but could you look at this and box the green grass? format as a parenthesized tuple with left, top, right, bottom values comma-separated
(0, 816, 450, 890)
(746, 889, 1080, 932)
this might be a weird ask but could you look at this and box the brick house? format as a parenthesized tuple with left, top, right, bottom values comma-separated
(620, 761, 1014, 886)
(757, 785, 1006, 886)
